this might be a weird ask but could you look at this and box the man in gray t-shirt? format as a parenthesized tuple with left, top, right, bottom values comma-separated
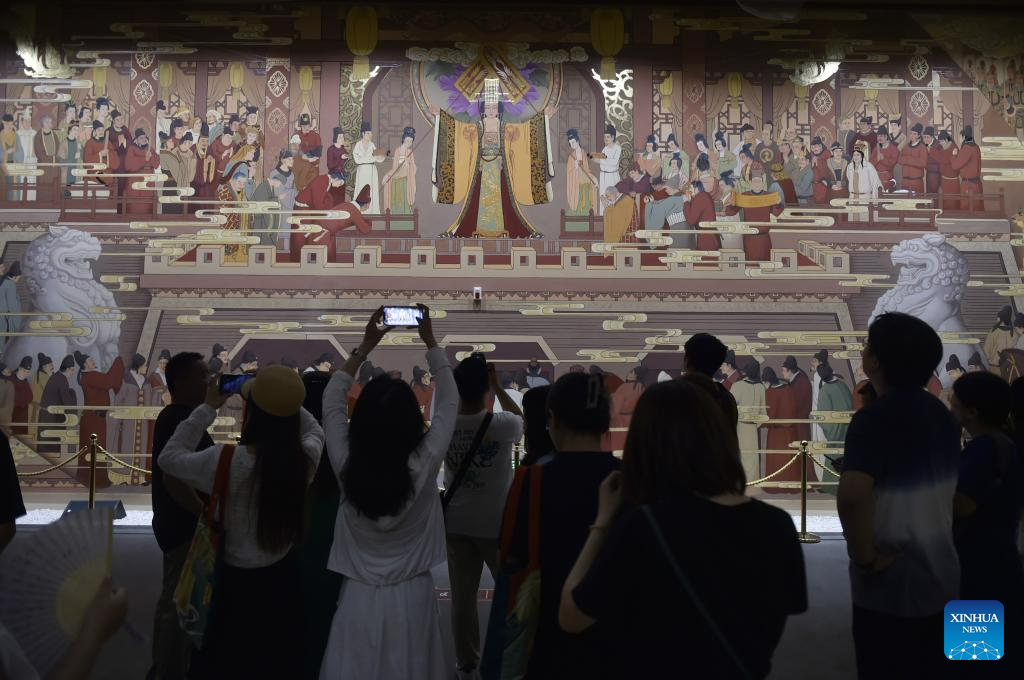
(443, 356, 523, 678)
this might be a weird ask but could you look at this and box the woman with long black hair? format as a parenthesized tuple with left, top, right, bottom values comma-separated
(559, 375, 807, 679)
(320, 305, 457, 680)
(159, 364, 325, 679)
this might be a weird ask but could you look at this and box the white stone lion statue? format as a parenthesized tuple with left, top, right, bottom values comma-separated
(869, 232, 979, 386)
(3, 226, 122, 371)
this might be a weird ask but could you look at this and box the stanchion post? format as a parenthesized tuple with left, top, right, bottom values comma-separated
(88, 433, 98, 510)
(797, 440, 820, 544)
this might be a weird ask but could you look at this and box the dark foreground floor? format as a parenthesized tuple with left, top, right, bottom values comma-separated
(12, 527, 856, 679)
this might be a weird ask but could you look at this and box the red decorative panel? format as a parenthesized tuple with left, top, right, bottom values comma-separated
(264, 54, 291, 173)
(680, 33, 706, 157)
(132, 51, 158, 140)
(809, 81, 836, 147)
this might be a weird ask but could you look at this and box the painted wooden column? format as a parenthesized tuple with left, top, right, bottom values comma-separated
(680, 31, 707, 159)
(631, 8, 654, 152)
(319, 63, 341, 174)
(633, 65, 654, 148)
(193, 60, 209, 123)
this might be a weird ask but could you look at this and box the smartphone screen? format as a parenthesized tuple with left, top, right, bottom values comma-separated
(219, 373, 256, 395)
(383, 306, 423, 327)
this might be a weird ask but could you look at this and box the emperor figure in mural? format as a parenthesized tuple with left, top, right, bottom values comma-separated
(431, 98, 556, 238)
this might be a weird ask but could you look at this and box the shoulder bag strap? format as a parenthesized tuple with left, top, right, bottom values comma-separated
(442, 412, 494, 511)
(207, 444, 237, 529)
(641, 505, 752, 680)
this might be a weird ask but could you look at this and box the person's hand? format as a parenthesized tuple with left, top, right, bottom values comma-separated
(82, 576, 127, 643)
(204, 374, 228, 410)
(487, 362, 500, 391)
(595, 471, 624, 527)
(428, 105, 440, 117)
(358, 306, 388, 354)
(416, 304, 437, 349)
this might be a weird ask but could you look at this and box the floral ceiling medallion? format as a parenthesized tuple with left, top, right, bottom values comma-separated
(908, 55, 929, 82)
(133, 80, 154, 106)
(909, 90, 930, 117)
(812, 89, 834, 115)
(684, 79, 704, 103)
(267, 70, 289, 99)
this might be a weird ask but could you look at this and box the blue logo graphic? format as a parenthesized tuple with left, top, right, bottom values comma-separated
(944, 600, 1004, 661)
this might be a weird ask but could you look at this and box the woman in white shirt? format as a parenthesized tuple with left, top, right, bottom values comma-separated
(320, 305, 458, 680)
(846, 146, 883, 200)
(159, 364, 325, 679)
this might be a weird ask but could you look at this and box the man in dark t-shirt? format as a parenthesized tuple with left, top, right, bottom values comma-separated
(149, 352, 212, 680)
(0, 432, 26, 555)
(838, 313, 960, 680)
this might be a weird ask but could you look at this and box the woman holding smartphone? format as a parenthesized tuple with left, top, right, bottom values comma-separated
(158, 362, 325, 678)
(320, 305, 458, 680)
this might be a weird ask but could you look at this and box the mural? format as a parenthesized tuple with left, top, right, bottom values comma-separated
(2, 4, 1024, 497)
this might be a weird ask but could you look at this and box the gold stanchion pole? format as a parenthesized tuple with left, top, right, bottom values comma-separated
(88, 433, 98, 510)
(797, 440, 820, 544)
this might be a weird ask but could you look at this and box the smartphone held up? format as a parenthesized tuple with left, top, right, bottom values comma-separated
(382, 306, 424, 328)
(219, 373, 256, 395)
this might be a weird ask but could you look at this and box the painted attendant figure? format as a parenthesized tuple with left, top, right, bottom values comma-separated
(381, 127, 417, 215)
(294, 114, 322, 192)
(923, 127, 941, 193)
(951, 125, 983, 211)
(684, 180, 719, 252)
(723, 169, 784, 263)
(898, 123, 928, 193)
(846, 116, 877, 159)
(352, 121, 386, 214)
(108, 353, 151, 485)
(590, 124, 622, 217)
(292, 179, 372, 263)
(75, 351, 125, 488)
(325, 127, 350, 205)
(934, 131, 960, 212)
(825, 142, 849, 202)
(809, 136, 831, 204)
(37, 355, 77, 458)
(8, 356, 33, 436)
(565, 128, 599, 216)
(872, 127, 899, 192)
(123, 129, 157, 215)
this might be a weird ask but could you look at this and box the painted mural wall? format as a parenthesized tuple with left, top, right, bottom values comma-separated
(1, 4, 1023, 493)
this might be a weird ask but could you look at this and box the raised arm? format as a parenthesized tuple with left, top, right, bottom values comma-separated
(489, 363, 523, 418)
(299, 406, 325, 479)
(323, 370, 354, 475)
(158, 377, 229, 494)
(157, 404, 223, 495)
(324, 307, 389, 475)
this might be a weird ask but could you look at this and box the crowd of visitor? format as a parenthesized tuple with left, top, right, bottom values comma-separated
(1, 307, 1023, 679)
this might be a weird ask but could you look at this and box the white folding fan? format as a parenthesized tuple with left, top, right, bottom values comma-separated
(0, 507, 113, 677)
